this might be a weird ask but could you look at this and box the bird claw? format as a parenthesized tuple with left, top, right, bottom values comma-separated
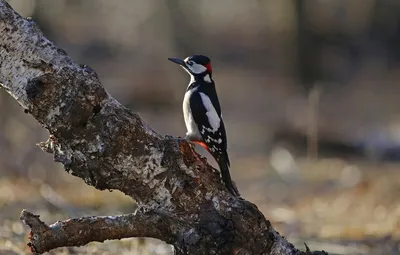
(177, 138, 192, 155)
(175, 137, 204, 163)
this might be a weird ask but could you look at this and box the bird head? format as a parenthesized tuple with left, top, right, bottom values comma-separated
(168, 54, 212, 76)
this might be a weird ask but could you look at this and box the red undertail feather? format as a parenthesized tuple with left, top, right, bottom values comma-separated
(194, 141, 210, 151)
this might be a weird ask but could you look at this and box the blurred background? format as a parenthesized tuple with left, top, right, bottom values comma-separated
(2, 0, 400, 254)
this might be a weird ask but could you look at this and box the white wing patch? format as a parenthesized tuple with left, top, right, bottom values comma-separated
(199, 92, 221, 132)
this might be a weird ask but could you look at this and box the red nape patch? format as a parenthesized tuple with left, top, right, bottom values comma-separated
(205, 63, 212, 73)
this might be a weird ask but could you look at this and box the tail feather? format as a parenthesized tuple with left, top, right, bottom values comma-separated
(217, 157, 240, 196)
(196, 141, 239, 196)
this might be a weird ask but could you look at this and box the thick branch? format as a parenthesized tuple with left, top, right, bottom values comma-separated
(20, 209, 175, 254)
(0, 1, 327, 254)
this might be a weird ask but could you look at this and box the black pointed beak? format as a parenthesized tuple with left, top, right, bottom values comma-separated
(168, 57, 186, 66)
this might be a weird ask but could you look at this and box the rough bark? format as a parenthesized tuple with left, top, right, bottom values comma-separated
(20, 209, 175, 253)
(0, 1, 327, 254)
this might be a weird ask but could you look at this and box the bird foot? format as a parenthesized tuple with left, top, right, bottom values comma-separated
(174, 136, 206, 163)
(174, 136, 195, 155)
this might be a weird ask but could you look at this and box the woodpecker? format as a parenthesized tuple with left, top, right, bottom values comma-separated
(168, 54, 240, 196)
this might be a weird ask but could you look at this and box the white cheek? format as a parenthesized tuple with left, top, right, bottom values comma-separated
(188, 63, 207, 74)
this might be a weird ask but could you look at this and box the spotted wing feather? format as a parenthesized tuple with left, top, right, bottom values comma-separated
(189, 90, 229, 165)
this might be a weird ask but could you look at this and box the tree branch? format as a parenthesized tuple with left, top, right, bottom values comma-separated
(20, 209, 175, 254)
(0, 1, 327, 254)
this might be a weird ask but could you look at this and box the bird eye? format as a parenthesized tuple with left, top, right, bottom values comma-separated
(187, 61, 194, 66)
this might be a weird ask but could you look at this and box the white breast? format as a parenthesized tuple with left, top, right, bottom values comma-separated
(183, 87, 201, 140)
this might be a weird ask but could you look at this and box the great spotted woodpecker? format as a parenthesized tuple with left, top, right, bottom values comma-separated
(168, 54, 240, 196)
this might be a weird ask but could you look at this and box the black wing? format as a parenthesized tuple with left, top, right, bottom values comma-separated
(189, 89, 229, 165)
